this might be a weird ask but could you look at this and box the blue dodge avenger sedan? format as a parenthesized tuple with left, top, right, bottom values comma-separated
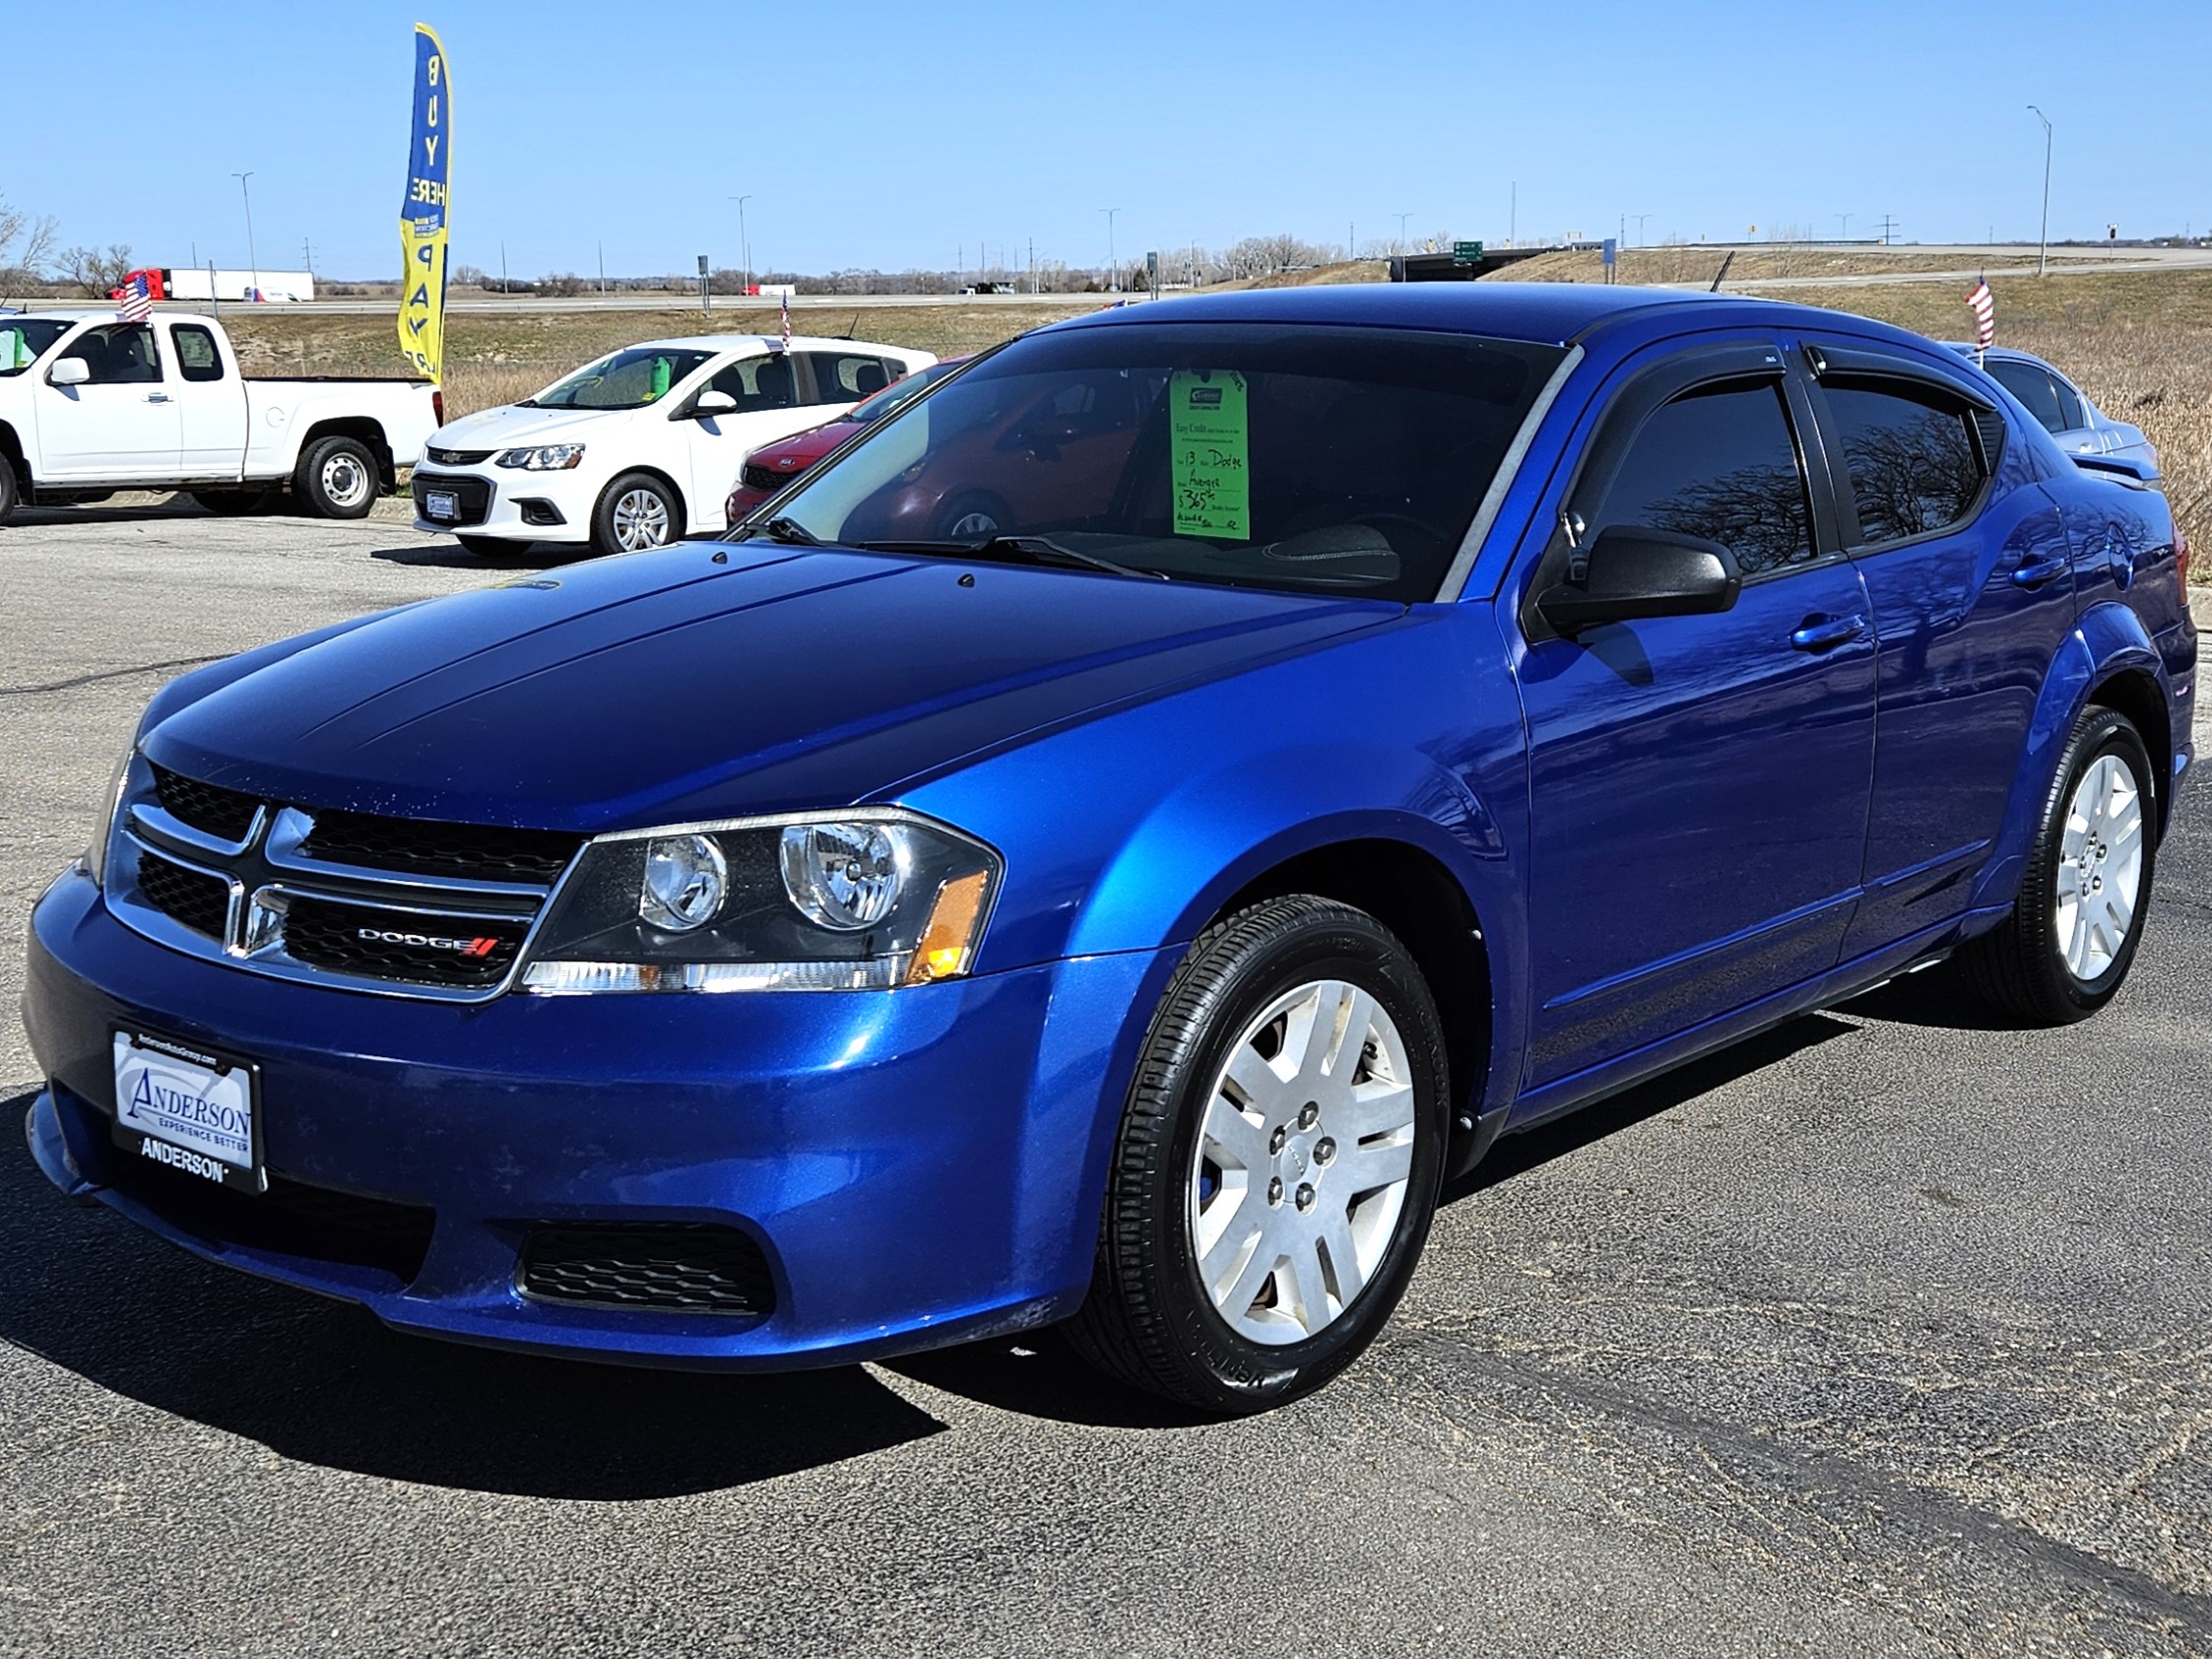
(24, 285, 2197, 1412)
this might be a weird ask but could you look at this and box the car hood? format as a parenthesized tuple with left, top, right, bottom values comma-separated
(143, 545, 1395, 831)
(750, 418, 863, 470)
(430, 403, 627, 451)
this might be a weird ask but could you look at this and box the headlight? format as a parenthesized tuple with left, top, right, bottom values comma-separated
(495, 444, 586, 471)
(521, 811, 1000, 994)
(84, 748, 132, 890)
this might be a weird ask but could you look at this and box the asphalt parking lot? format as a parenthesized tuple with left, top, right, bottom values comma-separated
(2, 498, 2209, 1659)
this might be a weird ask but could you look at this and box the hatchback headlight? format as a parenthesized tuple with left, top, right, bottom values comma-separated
(496, 444, 586, 471)
(521, 811, 1000, 993)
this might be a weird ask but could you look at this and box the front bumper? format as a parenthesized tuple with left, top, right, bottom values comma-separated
(411, 466, 592, 544)
(24, 869, 1163, 1368)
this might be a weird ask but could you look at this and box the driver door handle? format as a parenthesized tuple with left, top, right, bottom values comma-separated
(1789, 614, 1866, 653)
(145, 392, 171, 404)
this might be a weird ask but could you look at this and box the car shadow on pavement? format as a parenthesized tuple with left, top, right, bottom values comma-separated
(0, 1096, 944, 1498)
(1454, 1012, 1861, 1198)
(883, 1338, 1216, 1431)
(1832, 970, 2027, 1031)
(369, 543, 600, 571)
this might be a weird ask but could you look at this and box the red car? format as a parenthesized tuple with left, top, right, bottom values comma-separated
(725, 356, 968, 525)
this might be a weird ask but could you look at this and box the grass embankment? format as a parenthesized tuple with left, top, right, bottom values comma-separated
(1740, 271, 2212, 573)
(216, 301, 1097, 420)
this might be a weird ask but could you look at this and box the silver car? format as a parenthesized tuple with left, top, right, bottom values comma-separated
(1949, 343, 2158, 473)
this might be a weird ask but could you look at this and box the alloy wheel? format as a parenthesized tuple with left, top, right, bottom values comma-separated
(1188, 978, 1418, 1345)
(2056, 751, 2145, 980)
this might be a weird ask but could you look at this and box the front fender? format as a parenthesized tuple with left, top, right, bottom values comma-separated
(1971, 601, 2168, 911)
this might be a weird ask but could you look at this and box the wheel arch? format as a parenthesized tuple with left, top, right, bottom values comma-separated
(0, 419, 28, 493)
(297, 417, 396, 489)
(596, 464, 688, 540)
(2086, 665, 2173, 832)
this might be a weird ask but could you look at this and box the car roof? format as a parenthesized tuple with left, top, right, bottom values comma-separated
(625, 333, 915, 356)
(1054, 282, 1945, 353)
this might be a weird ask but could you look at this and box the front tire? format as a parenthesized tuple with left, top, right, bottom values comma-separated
(592, 472, 681, 555)
(1960, 706, 2157, 1025)
(0, 459, 18, 525)
(294, 436, 380, 519)
(1068, 896, 1449, 1413)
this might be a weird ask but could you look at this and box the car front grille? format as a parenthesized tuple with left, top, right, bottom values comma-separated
(152, 763, 260, 841)
(135, 851, 230, 939)
(107, 763, 580, 1001)
(742, 462, 805, 493)
(411, 470, 494, 527)
(299, 809, 576, 884)
(519, 1226, 775, 1316)
(281, 895, 526, 988)
(425, 445, 494, 466)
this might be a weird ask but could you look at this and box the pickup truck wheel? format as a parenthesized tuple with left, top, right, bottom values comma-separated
(192, 488, 280, 516)
(295, 436, 380, 519)
(1067, 895, 1448, 1414)
(1960, 707, 2157, 1025)
(593, 473, 681, 555)
(0, 459, 18, 525)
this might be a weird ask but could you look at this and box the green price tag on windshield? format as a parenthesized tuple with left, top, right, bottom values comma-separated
(1170, 369, 1249, 540)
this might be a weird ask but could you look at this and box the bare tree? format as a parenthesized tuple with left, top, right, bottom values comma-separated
(0, 194, 59, 285)
(57, 243, 136, 298)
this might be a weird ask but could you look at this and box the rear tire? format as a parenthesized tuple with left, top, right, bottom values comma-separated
(294, 436, 380, 520)
(592, 472, 682, 555)
(1067, 896, 1449, 1414)
(1960, 707, 2157, 1025)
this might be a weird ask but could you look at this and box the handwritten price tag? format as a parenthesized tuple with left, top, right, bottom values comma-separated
(1170, 369, 1249, 540)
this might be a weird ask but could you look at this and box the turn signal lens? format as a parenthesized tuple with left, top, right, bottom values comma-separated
(904, 870, 992, 984)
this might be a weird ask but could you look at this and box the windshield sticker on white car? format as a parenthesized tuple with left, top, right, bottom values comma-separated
(1170, 368, 1249, 540)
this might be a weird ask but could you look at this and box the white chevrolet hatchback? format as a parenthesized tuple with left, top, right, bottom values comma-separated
(412, 334, 936, 555)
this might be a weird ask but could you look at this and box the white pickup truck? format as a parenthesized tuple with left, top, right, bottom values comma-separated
(0, 311, 440, 523)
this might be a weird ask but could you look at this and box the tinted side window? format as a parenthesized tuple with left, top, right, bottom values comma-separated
(2050, 374, 2087, 431)
(1823, 383, 1984, 548)
(70, 323, 163, 385)
(1591, 381, 1814, 578)
(1987, 360, 2065, 432)
(800, 351, 890, 404)
(705, 354, 797, 411)
(171, 325, 224, 382)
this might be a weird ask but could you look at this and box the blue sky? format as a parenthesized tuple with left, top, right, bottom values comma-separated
(5, 0, 2205, 280)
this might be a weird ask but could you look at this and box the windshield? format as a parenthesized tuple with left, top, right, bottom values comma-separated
(847, 357, 963, 425)
(0, 319, 71, 375)
(525, 347, 715, 410)
(762, 322, 1565, 602)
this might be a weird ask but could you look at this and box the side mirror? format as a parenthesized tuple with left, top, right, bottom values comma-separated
(690, 390, 739, 418)
(48, 357, 90, 387)
(1537, 525, 1742, 634)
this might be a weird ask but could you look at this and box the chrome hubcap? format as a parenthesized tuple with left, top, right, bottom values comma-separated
(613, 488, 672, 550)
(1188, 979, 1417, 1346)
(2056, 752, 2144, 981)
(320, 452, 370, 508)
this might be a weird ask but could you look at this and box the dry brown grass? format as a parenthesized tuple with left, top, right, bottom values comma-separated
(1499, 245, 2054, 287)
(1743, 272, 2212, 578)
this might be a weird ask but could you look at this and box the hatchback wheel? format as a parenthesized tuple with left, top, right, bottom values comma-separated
(1068, 895, 1449, 1413)
(594, 472, 680, 555)
(1961, 706, 2156, 1024)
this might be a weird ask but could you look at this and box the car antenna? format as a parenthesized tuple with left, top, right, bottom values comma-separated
(839, 311, 859, 340)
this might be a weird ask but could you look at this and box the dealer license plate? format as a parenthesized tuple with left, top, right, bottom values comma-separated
(111, 1029, 265, 1194)
(424, 489, 459, 521)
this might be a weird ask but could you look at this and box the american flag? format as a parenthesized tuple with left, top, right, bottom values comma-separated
(1965, 278, 1994, 352)
(116, 272, 154, 323)
(779, 289, 791, 354)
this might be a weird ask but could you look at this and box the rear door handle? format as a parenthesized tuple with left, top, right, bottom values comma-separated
(1790, 614, 1866, 653)
(145, 392, 171, 404)
(2012, 555, 2068, 589)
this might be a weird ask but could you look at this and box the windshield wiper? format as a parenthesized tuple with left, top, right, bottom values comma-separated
(757, 516, 820, 546)
(860, 534, 1167, 580)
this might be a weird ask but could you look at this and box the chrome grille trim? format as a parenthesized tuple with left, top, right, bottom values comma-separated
(102, 758, 583, 1004)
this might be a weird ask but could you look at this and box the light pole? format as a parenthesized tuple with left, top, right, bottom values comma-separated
(1101, 207, 1122, 291)
(1633, 212, 1653, 247)
(231, 171, 259, 301)
(1395, 212, 1412, 255)
(2028, 105, 2052, 276)
(1837, 211, 1852, 242)
(729, 195, 752, 295)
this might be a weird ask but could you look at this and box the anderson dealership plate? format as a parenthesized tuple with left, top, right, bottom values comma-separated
(110, 1028, 266, 1194)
